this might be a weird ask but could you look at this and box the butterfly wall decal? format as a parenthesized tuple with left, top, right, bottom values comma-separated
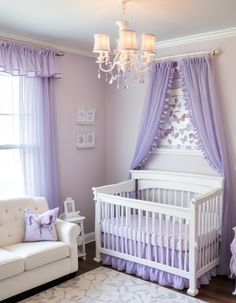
(172, 113, 190, 124)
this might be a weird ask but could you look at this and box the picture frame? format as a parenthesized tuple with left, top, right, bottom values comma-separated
(86, 132, 95, 148)
(77, 109, 86, 124)
(77, 108, 96, 124)
(64, 197, 76, 219)
(77, 131, 96, 149)
(85, 109, 96, 124)
(77, 133, 87, 149)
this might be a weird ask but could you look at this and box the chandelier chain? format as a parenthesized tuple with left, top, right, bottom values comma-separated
(121, 0, 127, 20)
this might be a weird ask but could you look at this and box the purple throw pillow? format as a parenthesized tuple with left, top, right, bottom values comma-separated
(24, 207, 59, 242)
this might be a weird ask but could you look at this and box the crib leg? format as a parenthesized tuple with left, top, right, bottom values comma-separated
(94, 198, 102, 263)
(187, 279, 199, 297)
(94, 237, 102, 263)
(94, 254, 102, 263)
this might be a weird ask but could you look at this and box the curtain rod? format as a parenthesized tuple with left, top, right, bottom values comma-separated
(0, 36, 65, 56)
(156, 49, 219, 61)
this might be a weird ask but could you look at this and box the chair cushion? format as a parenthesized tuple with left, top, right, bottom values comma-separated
(4, 241, 69, 271)
(0, 248, 24, 280)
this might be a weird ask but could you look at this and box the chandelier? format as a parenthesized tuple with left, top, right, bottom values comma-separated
(93, 0, 157, 88)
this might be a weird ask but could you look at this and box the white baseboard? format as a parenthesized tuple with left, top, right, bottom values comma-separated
(85, 232, 95, 244)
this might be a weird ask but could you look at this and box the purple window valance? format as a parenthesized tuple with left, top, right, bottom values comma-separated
(0, 41, 61, 78)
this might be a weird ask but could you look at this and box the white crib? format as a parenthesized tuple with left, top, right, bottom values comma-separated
(93, 170, 223, 296)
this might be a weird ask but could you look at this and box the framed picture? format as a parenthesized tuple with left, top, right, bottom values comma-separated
(77, 131, 96, 149)
(64, 197, 76, 219)
(77, 108, 96, 124)
(86, 132, 95, 148)
(86, 109, 96, 124)
(77, 133, 86, 149)
(77, 109, 86, 124)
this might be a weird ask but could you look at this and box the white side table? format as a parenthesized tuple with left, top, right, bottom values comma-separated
(65, 215, 86, 260)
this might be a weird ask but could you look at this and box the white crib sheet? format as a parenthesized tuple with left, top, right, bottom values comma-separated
(101, 214, 219, 251)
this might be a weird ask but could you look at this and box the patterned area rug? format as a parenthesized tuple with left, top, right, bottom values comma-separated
(22, 267, 207, 303)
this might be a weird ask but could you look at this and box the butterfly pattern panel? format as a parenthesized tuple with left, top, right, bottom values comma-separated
(159, 88, 199, 150)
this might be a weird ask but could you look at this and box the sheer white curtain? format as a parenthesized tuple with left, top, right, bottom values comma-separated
(0, 73, 24, 197)
(19, 77, 59, 208)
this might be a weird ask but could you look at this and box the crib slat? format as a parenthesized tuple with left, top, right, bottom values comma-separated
(129, 207, 133, 256)
(174, 190, 177, 206)
(198, 204, 202, 269)
(181, 191, 184, 208)
(152, 188, 155, 202)
(178, 217, 182, 270)
(157, 188, 161, 203)
(210, 198, 213, 262)
(213, 196, 217, 260)
(125, 206, 128, 253)
(152, 212, 157, 262)
(146, 211, 151, 260)
(121, 205, 124, 253)
(171, 216, 176, 267)
(101, 201, 105, 249)
(187, 191, 190, 208)
(111, 204, 115, 251)
(107, 202, 110, 250)
(138, 209, 141, 257)
(116, 204, 119, 251)
(134, 209, 137, 257)
(166, 214, 170, 266)
(184, 219, 188, 271)
(206, 199, 211, 264)
(203, 201, 207, 267)
(163, 189, 166, 206)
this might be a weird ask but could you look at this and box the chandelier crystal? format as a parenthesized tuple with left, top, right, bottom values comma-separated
(93, 0, 157, 88)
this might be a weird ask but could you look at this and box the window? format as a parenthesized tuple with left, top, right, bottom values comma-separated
(0, 73, 25, 198)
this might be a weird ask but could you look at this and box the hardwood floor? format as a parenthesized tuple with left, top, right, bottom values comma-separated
(3, 242, 236, 303)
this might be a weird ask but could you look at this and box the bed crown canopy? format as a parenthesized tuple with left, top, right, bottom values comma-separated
(130, 56, 235, 275)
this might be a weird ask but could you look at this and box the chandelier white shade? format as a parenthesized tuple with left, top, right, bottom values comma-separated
(93, 0, 157, 88)
(93, 34, 110, 53)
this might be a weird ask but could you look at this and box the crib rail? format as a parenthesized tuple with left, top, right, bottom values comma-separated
(92, 180, 135, 198)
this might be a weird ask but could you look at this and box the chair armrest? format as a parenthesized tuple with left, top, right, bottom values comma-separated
(56, 219, 81, 272)
(56, 219, 80, 243)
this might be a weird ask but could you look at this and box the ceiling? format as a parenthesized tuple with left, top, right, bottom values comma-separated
(0, 0, 235, 54)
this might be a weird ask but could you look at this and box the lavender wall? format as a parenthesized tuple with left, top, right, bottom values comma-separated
(54, 54, 105, 233)
(105, 36, 236, 185)
(53, 35, 236, 235)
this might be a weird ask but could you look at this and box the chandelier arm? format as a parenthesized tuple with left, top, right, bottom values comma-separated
(128, 55, 150, 74)
(98, 52, 120, 73)
(133, 64, 148, 74)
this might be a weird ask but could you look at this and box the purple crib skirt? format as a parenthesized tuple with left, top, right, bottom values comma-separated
(102, 254, 217, 289)
(101, 232, 217, 290)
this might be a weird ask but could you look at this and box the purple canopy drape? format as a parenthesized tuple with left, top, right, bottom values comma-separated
(0, 41, 60, 208)
(130, 55, 234, 275)
(179, 56, 235, 274)
(130, 61, 175, 170)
